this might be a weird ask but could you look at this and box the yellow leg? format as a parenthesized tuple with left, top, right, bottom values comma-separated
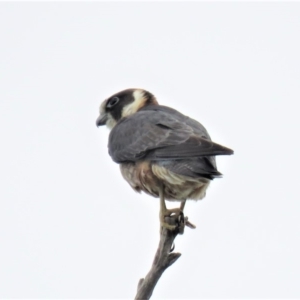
(159, 186, 188, 231)
(180, 200, 186, 211)
(159, 185, 177, 230)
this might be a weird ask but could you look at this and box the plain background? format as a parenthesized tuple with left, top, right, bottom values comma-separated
(1, 2, 300, 299)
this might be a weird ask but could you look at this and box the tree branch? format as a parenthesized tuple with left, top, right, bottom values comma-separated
(135, 215, 195, 299)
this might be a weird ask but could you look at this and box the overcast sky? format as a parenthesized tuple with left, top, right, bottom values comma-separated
(1, 2, 300, 299)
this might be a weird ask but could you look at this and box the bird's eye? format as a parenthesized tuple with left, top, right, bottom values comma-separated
(107, 97, 119, 108)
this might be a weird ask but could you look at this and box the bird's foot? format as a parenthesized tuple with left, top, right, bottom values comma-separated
(160, 208, 181, 231)
(160, 209, 197, 234)
(160, 208, 195, 234)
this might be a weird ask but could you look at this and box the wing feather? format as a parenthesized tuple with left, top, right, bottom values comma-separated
(108, 105, 233, 164)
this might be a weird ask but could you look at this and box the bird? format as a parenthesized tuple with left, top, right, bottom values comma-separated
(96, 88, 233, 231)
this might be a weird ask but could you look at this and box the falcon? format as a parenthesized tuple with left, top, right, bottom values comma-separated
(96, 89, 233, 231)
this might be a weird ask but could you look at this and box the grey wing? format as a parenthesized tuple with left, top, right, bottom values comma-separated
(155, 156, 222, 180)
(108, 106, 233, 164)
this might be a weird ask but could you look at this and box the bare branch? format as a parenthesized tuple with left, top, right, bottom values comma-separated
(135, 215, 195, 299)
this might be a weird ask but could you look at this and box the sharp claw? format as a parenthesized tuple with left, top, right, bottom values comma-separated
(177, 211, 184, 223)
(177, 211, 185, 234)
(170, 243, 175, 252)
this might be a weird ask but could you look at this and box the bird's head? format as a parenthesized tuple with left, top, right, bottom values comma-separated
(96, 88, 158, 129)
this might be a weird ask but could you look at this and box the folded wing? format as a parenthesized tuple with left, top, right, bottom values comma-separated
(108, 105, 233, 163)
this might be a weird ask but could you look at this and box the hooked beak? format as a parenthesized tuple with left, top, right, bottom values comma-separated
(96, 113, 108, 127)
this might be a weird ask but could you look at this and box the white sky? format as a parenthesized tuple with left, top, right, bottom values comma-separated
(0, 2, 300, 299)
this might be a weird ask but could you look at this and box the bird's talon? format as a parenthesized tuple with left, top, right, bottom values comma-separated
(170, 243, 175, 252)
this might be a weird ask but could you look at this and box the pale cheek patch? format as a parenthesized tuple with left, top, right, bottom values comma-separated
(106, 113, 117, 130)
(122, 89, 147, 118)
